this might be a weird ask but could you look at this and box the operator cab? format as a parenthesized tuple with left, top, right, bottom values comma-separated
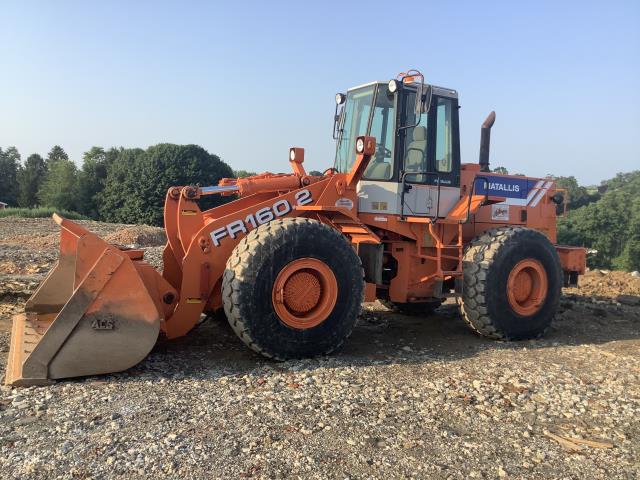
(333, 72, 461, 218)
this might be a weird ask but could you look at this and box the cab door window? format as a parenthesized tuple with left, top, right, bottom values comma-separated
(402, 91, 429, 182)
(435, 98, 453, 173)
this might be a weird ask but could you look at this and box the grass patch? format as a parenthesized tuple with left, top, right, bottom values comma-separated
(0, 207, 87, 220)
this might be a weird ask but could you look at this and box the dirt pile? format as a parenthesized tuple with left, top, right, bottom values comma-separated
(0, 261, 50, 276)
(103, 226, 166, 247)
(0, 218, 164, 248)
(566, 269, 640, 298)
(2, 233, 59, 250)
(0, 218, 165, 278)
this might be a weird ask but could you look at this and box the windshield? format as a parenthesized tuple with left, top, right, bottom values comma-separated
(334, 84, 396, 179)
(363, 83, 395, 180)
(334, 85, 375, 173)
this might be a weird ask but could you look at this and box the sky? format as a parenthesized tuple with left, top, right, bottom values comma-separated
(1, 0, 638, 185)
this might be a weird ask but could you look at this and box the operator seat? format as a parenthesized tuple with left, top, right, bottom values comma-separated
(404, 126, 427, 182)
(364, 160, 391, 179)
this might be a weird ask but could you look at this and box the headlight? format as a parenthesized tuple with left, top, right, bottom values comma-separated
(388, 79, 398, 93)
(335, 93, 346, 105)
(356, 138, 365, 154)
(289, 147, 305, 165)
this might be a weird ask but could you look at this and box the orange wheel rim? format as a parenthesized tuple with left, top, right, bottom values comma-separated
(272, 258, 338, 330)
(507, 259, 548, 316)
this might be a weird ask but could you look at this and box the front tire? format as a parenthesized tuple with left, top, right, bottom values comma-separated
(222, 218, 364, 359)
(461, 227, 562, 340)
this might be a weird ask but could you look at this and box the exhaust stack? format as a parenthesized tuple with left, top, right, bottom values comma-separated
(479, 111, 496, 172)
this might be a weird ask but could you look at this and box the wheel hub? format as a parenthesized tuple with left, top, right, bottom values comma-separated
(272, 258, 337, 329)
(507, 259, 548, 316)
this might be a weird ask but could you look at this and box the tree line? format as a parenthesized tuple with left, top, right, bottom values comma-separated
(1, 147, 637, 270)
(0, 144, 233, 226)
(556, 171, 640, 272)
(494, 167, 640, 272)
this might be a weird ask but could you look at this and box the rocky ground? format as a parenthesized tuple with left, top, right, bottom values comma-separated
(0, 218, 638, 479)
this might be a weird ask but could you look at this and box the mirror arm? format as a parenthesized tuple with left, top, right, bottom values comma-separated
(332, 103, 341, 140)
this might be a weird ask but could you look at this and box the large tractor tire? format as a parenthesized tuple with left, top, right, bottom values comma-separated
(222, 217, 364, 360)
(461, 227, 562, 340)
(379, 299, 442, 316)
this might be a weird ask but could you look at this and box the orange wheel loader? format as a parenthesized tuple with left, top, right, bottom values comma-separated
(5, 70, 587, 386)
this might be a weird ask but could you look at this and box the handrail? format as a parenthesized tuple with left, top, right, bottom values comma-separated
(399, 173, 491, 225)
(462, 176, 490, 224)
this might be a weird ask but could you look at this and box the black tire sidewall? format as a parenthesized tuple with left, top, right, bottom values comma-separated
(485, 231, 562, 339)
(236, 221, 363, 358)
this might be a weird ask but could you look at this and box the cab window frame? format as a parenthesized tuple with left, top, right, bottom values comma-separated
(334, 85, 376, 175)
(399, 89, 436, 185)
(361, 83, 398, 182)
(435, 96, 454, 174)
(399, 91, 461, 187)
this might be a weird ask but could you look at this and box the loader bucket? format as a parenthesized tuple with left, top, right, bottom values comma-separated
(4, 214, 177, 386)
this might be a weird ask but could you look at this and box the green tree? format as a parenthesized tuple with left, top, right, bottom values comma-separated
(614, 238, 640, 271)
(17, 153, 47, 207)
(233, 170, 256, 178)
(308, 170, 323, 176)
(46, 145, 69, 167)
(0, 146, 21, 206)
(38, 159, 78, 210)
(97, 148, 145, 223)
(552, 175, 599, 210)
(557, 170, 640, 271)
(492, 166, 509, 175)
(602, 171, 640, 192)
(76, 147, 118, 219)
(99, 144, 233, 225)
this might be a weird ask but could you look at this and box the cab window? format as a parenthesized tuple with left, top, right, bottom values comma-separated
(335, 86, 374, 174)
(363, 85, 395, 180)
(435, 97, 453, 173)
(402, 92, 429, 183)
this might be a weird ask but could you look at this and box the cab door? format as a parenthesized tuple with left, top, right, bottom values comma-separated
(401, 94, 461, 217)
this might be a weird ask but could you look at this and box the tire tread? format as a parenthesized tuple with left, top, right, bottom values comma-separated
(460, 226, 560, 340)
(223, 217, 363, 359)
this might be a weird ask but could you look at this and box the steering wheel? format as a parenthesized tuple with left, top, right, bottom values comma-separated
(322, 167, 340, 176)
(376, 143, 392, 158)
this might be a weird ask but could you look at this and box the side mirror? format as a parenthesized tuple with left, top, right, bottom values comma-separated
(415, 84, 432, 114)
(397, 71, 430, 132)
(414, 84, 424, 115)
(551, 192, 564, 205)
(333, 93, 346, 140)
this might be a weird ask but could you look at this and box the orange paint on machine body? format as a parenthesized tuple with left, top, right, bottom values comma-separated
(5, 71, 587, 386)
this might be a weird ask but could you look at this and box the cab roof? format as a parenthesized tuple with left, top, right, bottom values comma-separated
(347, 81, 458, 99)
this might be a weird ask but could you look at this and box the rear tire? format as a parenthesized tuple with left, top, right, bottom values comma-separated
(222, 218, 364, 359)
(461, 227, 562, 340)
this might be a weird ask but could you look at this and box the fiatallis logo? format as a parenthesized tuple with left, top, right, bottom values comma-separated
(488, 182, 520, 193)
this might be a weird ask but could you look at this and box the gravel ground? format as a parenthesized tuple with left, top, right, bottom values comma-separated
(0, 218, 639, 479)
